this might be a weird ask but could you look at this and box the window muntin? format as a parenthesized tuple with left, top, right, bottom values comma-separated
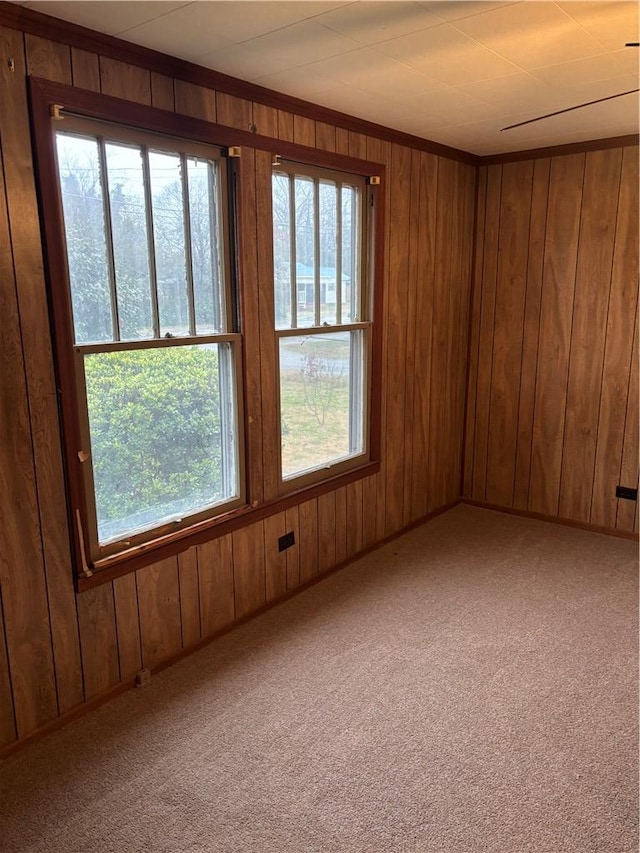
(54, 118, 242, 559)
(272, 163, 371, 484)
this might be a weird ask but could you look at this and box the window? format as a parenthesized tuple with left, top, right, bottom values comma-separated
(52, 117, 243, 563)
(272, 162, 374, 486)
(31, 79, 383, 583)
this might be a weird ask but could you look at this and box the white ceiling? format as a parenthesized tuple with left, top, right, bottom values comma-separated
(17, 0, 640, 155)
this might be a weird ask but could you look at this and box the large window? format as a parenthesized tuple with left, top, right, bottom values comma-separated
(272, 162, 374, 485)
(53, 117, 243, 562)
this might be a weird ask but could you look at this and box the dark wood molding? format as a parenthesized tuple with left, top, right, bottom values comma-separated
(479, 134, 639, 165)
(0, 1, 477, 165)
(461, 499, 639, 541)
(0, 677, 136, 761)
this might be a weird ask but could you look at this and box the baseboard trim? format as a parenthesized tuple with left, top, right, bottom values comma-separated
(0, 499, 460, 760)
(0, 678, 137, 760)
(461, 499, 639, 541)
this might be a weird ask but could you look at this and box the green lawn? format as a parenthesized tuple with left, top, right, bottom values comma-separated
(280, 368, 351, 477)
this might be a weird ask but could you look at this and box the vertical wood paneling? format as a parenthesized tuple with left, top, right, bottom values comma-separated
(174, 80, 216, 120)
(334, 486, 348, 565)
(559, 149, 623, 520)
(77, 585, 119, 699)
(178, 549, 201, 648)
(485, 160, 534, 506)
(285, 506, 301, 589)
(71, 47, 100, 90)
(452, 161, 476, 505)
(253, 103, 278, 137)
(150, 72, 174, 111)
(362, 475, 378, 548)
(336, 127, 349, 155)
(512, 158, 550, 509)
(315, 122, 336, 152)
(529, 153, 585, 515)
(1, 25, 83, 726)
(0, 591, 17, 747)
(136, 558, 182, 670)
(294, 115, 316, 146)
(617, 311, 639, 531)
(233, 522, 266, 618)
(409, 152, 437, 520)
(112, 574, 142, 680)
(346, 480, 364, 558)
(348, 131, 368, 159)
(25, 34, 71, 83)
(317, 491, 337, 573)
(298, 499, 319, 582)
(402, 149, 421, 526)
(0, 105, 58, 738)
(430, 157, 465, 511)
(463, 166, 486, 499)
(99, 56, 151, 104)
(198, 535, 234, 635)
(471, 164, 502, 501)
(592, 148, 639, 527)
(278, 111, 294, 142)
(469, 147, 636, 529)
(216, 92, 252, 130)
(385, 144, 412, 534)
(264, 513, 287, 602)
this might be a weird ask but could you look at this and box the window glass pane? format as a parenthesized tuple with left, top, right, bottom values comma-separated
(341, 185, 360, 323)
(279, 331, 363, 479)
(84, 343, 238, 545)
(319, 181, 338, 325)
(295, 176, 315, 329)
(56, 133, 113, 344)
(149, 151, 189, 336)
(272, 172, 291, 330)
(188, 158, 223, 334)
(105, 142, 154, 340)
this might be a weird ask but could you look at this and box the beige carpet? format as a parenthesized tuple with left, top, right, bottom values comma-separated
(0, 505, 637, 852)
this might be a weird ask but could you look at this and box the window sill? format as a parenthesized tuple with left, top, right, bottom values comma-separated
(76, 459, 380, 591)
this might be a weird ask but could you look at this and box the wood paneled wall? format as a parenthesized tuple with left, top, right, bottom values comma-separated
(464, 148, 639, 533)
(0, 26, 475, 750)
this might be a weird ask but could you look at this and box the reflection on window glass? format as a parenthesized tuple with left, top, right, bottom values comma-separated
(295, 176, 315, 329)
(272, 172, 292, 329)
(105, 142, 154, 340)
(341, 186, 359, 323)
(319, 181, 337, 326)
(188, 158, 223, 334)
(149, 150, 189, 336)
(85, 344, 237, 544)
(56, 133, 113, 344)
(279, 331, 363, 479)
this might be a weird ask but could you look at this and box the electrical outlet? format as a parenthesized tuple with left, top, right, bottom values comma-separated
(278, 531, 295, 552)
(135, 668, 151, 688)
(616, 485, 638, 501)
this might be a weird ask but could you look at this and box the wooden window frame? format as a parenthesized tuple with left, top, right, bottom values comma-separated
(271, 160, 376, 492)
(29, 78, 385, 590)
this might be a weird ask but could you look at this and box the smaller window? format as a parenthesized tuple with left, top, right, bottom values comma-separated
(272, 162, 374, 486)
